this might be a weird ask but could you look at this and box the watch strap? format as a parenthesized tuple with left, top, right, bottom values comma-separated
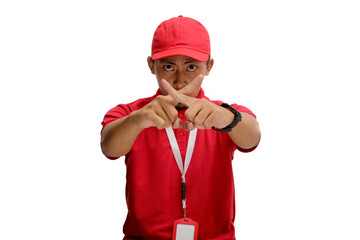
(212, 103, 242, 132)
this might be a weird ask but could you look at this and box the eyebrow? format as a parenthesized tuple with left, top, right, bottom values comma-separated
(184, 60, 196, 64)
(159, 60, 176, 65)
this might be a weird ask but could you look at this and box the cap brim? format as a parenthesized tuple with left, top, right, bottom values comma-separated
(152, 47, 209, 62)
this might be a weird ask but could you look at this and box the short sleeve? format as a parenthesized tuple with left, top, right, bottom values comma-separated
(100, 104, 132, 134)
(231, 104, 256, 119)
(100, 94, 158, 134)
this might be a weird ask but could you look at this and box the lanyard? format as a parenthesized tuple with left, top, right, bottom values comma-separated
(165, 127, 197, 220)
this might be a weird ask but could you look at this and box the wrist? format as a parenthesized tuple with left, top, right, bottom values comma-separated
(128, 111, 146, 131)
(212, 103, 242, 132)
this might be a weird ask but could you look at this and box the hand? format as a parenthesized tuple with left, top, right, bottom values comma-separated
(161, 76, 235, 131)
(129, 75, 204, 130)
(130, 94, 182, 129)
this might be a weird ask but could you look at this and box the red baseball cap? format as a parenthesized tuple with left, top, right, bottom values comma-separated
(151, 15, 211, 62)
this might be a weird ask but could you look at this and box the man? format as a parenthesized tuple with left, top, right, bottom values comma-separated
(101, 15, 260, 240)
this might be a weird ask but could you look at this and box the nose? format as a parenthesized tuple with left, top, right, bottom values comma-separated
(173, 72, 187, 90)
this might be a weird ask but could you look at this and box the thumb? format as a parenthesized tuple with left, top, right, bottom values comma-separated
(172, 118, 184, 129)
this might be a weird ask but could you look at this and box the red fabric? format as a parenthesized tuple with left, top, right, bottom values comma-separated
(101, 89, 257, 240)
(151, 15, 211, 62)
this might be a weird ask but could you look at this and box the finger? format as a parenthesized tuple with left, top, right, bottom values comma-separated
(155, 108, 173, 128)
(192, 108, 212, 129)
(161, 100, 179, 123)
(148, 111, 167, 129)
(172, 118, 184, 129)
(150, 100, 174, 128)
(202, 112, 217, 129)
(161, 79, 197, 107)
(184, 121, 195, 131)
(153, 95, 179, 124)
(179, 74, 204, 97)
(184, 98, 210, 123)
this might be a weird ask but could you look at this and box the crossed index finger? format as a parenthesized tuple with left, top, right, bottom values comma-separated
(161, 79, 197, 107)
(179, 74, 204, 98)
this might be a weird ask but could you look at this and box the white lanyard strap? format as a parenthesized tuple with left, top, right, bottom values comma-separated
(165, 127, 197, 181)
(165, 127, 197, 220)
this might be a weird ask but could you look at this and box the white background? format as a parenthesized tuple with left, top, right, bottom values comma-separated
(1, 0, 359, 239)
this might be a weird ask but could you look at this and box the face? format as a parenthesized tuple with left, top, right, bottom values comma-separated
(147, 55, 214, 98)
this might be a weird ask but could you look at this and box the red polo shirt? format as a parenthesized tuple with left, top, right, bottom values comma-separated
(101, 89, 257, 240)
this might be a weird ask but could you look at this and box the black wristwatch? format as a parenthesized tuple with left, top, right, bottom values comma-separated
(212, 103, 242, 132)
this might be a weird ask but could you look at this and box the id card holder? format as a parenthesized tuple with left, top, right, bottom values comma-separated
(172, 218, 199, 240)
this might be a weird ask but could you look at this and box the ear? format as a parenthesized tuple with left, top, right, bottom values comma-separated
(147, 56, 155, 74)
(204, 58, 214, 76)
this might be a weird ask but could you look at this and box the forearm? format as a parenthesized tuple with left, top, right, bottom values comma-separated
(100, 111, 143, 158)
(228, 112, 261, 150)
